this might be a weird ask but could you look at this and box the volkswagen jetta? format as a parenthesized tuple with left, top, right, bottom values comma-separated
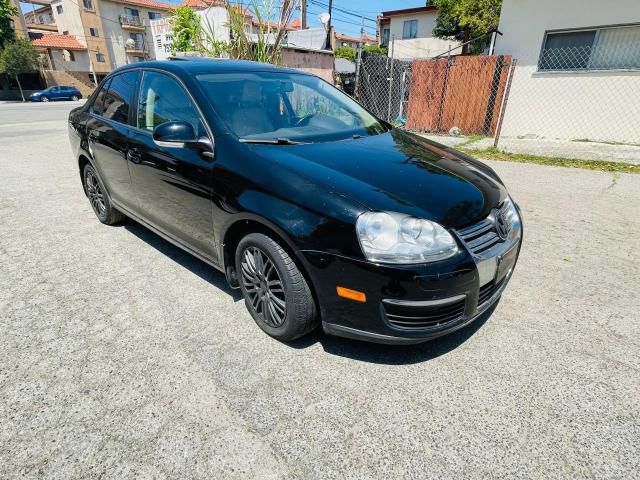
(68, 58, 523, 344)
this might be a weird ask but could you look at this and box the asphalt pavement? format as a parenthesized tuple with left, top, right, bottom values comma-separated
(1, 101, 639, 479)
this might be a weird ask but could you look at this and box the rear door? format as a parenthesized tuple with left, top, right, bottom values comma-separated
(128, 69, 216, 260)
(86, 70, 140, 210)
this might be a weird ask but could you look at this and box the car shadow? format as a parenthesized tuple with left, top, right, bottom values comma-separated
(121, 220, 496, 365)
(287, 302, 499, 365)
(123, 222, 243, 302)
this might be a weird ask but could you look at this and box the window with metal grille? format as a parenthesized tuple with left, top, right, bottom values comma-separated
(96, 53, 105, 63)
(539, 24, 640, 71)
(402, 20, 418, 40)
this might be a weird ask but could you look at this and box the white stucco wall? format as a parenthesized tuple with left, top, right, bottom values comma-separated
(494, 0, 640, 143)
(99, 0, 168, 68)
(50, 0, 86, 46)
(50, 49, 91, 72)
(388, 12, 460, 59)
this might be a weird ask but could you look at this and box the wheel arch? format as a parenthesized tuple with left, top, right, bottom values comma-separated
(221, 215, 321, 320)
(78, 154, 94, 195)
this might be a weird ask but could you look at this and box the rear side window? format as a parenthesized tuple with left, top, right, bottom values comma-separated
(102, 71, 139, 125)
(91, 79, 111, 116)
(137, 71, 205, 136)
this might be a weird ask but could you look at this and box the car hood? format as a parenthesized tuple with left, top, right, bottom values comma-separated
(249, 129, 507, 228)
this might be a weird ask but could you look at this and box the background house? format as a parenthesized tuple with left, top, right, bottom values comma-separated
(494, 0, 640, 144)
(377, 4, 460, 59)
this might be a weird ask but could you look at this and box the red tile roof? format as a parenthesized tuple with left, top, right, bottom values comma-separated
(181, 0, 224, 9)
(335, 33, 378, 44)
(287, 18, 302, 29)
(119, 0, 173, 11)
(29, 32, 87, 50)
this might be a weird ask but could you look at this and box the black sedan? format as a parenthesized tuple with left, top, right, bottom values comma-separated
(68, 58, 523, 344)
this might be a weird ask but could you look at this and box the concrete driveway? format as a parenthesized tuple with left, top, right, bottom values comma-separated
(1, 102, 639, 479)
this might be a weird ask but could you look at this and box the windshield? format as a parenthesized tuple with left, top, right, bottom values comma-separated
(196, 71, 388, 143)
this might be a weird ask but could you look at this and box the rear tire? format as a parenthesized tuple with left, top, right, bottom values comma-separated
(236, 233, 318, 341)
(71, 95, 79, 101)
(83, 164, 125, 225)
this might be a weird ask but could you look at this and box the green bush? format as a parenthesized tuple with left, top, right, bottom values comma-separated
(334, 46, 356, 62)
(362, 45, 387, 55)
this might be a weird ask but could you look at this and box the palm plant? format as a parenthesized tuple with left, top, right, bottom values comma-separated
(226, 0, 295, 64)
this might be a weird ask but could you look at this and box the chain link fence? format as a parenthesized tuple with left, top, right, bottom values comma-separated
(498, 42, 640, 154)
(356, 53, 515, 142)
(354, 40, 640, 162)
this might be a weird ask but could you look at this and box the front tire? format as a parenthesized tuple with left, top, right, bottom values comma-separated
(41, 96, 49, 102)
(83, 164, 125, 225)
(236, 233, 318, 341)
(71, 95, 79, 101)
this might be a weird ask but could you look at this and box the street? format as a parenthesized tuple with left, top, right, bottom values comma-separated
(1, 101, 639, 479)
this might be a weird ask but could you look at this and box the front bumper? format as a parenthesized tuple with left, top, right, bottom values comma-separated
(301, 209, 523, 345)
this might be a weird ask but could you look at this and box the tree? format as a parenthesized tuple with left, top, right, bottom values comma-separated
(432, 0, 502, 54)
(170, 6, 203, 55)
(0, 38, 40, 101)
(0, 0, 18, 47)
(334, 46, 356, 62)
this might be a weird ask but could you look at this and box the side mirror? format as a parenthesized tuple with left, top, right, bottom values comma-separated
(153, 121, 197, 147)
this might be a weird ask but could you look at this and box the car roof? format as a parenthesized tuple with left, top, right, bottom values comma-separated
(110, 58, 311, 78)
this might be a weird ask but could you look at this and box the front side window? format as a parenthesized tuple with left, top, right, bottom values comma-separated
(402, 19, 418, 39)
(196, 72, 387, 143)
(539, 24, 640, 71)
(91, 79, 111, 116)
(137, 71, 205, 136)
(102, 71, 138, 124)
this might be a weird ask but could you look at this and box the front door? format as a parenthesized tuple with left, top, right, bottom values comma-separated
(128, 70, 217, 260)
(86, 71, 140, 209)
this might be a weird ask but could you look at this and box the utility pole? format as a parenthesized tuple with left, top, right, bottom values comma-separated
(301, 0, 307, 29)
(326, 0, 333, 50)
(354, 15, 364, 99)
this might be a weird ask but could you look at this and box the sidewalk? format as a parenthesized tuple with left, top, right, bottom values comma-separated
(420, 134, 640, 165)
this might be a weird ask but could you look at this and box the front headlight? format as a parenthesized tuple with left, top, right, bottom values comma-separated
(356, 211, 458, 264)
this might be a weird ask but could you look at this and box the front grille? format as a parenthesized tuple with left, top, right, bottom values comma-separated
(382, 297, 466, 330)
(456, 203, 509, 255)
(478, 276, 506, 306)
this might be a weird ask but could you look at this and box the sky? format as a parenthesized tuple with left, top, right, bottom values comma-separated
(19, 0, 427, 39)
(296, 0, 425, 38)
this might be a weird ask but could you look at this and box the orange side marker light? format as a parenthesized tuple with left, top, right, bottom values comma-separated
(336, 286, 367, 303)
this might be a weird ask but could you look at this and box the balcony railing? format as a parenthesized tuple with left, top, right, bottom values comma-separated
(119, 15, 143, 28)
(125, 40, 146, 52)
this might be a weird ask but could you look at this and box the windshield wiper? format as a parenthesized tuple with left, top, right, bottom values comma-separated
(239, 138, 305, 145)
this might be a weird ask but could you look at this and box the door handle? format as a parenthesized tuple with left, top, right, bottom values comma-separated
(127, 148, 142, 164)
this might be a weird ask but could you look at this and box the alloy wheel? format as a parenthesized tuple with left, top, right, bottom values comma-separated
(241, 246, 286, 327)
(41, 96, 49, 102)
(85, 170, 106, 217)
(71, 95, 79, 101)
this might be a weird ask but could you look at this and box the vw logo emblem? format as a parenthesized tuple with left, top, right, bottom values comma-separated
(495, 211, 510, 240)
